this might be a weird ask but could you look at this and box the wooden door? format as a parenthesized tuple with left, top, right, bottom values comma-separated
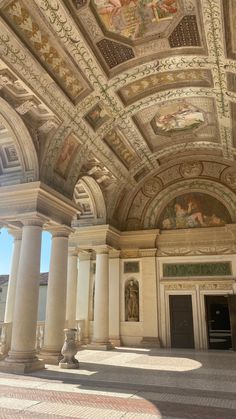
(169, 295, 195, 349)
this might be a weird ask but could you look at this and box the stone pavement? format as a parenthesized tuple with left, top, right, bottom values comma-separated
(0, 347, 235, 418)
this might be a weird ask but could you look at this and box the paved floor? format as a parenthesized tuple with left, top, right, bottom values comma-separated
(0, 347, 235, 418)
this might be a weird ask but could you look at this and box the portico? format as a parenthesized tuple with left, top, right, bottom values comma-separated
(0, 182, 77, 372)
(0, 0, 236, 377)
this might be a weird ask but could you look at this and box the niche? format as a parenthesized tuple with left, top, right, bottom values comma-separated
(125, 278, 139, 322)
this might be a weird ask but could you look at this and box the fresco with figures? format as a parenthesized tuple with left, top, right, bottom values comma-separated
(93, 0, 178, 40)
(85, 103, 110, 130)
(54, 134, 81, 179)
(158, 193, 231, 230)
(151, 101, 205, 135)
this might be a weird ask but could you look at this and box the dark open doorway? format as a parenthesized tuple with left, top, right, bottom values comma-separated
(205, 295, 232, 350)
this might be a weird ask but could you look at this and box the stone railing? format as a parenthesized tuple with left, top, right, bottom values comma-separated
(0, 320, 82, 357)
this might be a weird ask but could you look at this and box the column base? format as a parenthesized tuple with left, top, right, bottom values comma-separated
(87, 341, 113, 351)
(0, 357, 45, 373)
(140, 337, 161, 348)
(109, 338, 121, 347)
(40, 348, 63, 365)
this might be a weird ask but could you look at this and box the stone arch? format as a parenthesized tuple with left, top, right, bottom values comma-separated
(73, 176, 106, 224)
(0, 97, 39, 184)
(143, 179, 236, 230)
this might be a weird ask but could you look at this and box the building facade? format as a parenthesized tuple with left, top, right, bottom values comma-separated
(0, 0, 236, 372)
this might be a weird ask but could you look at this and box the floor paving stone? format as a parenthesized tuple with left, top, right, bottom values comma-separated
(0, 347, 235, 418)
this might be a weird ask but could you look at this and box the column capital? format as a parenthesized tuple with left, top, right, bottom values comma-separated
(21, 214, 48, 227)
(7, 228, 22, 241)
(94, 245, 111, 255)
(68, 247, 78, 257)
(49, 225, 74, 238)
(109, 249, 120, 259)
(78, 250, 92, 261)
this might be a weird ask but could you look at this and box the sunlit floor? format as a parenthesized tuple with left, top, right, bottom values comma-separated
(0, 347, 236, 418)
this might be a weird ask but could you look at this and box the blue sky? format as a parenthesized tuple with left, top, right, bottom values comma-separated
(0, 228, 51, 274)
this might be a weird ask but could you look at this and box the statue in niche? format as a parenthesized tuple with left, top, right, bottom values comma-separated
(125, 279, 139, 322)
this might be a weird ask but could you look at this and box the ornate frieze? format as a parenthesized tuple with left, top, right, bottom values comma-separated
(103, 128, 139, 170)
(1, 0, 90, 103)
(157, 245, 236, 256)
(199, 283, 233, 291)
(119, 70, 212, 106)
(165, 284, 195, 290)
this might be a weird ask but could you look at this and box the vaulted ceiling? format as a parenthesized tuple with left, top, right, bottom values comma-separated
(0, 0, 236, 230)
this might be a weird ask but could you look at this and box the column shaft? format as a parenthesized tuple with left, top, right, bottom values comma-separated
(3, 219, 44, 372)
(41, 228, 70, 363)
(109, 252, 120, 346)
(140, 250, 160, 348)
(76, 253, 91, 343)
(66, 250, 78, 328)
(92, 250, 111, 348)
(4, 231, 22, 323)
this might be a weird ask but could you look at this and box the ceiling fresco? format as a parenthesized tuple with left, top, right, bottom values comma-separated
(92, 0, 178, 41)
(0, 0, 236, 229)
(150, 101, 204, 135)
(133, 97, 218, 152)
(65, 0, 205, 75)
(158, 192, 231, 230)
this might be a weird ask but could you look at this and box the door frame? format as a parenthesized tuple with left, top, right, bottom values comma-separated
(164, 289, 199, 349)
(199, 289, 233, 350)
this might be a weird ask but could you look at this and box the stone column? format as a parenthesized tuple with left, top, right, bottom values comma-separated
(66, 247, 78, 328)
(4, 229, 22, 324)
(3, 229, 22, 352)
(140, 249, 160, 348)
(41, 226, 71, 364)
(2, 217, 44, 373)
(109, 250, 120, 347)
(76, 251, 91, 344)
(90, 247, 112, 349)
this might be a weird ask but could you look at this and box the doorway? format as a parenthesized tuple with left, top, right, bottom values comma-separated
(169, 295, 195, 348)
(205, 295, 232, 350)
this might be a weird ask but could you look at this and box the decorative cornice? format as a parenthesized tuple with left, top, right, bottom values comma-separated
(139, 248, 157, 258)
(0, 181, 77, 226)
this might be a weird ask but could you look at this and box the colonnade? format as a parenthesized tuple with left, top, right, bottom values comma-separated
(0, 223, 116, 372)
